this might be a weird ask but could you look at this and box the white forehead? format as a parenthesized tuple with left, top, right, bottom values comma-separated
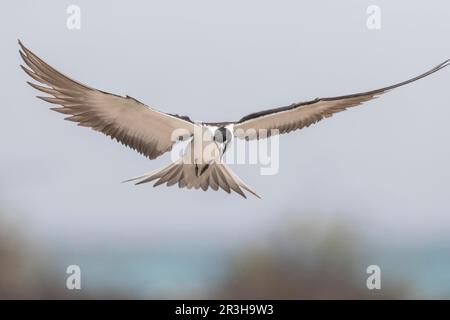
(225, 123, 235, 132)
(206, 125, 218, 135)
(204, 124, 234, 134)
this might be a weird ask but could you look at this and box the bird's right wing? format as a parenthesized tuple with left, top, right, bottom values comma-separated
(19, 40, 198, 159)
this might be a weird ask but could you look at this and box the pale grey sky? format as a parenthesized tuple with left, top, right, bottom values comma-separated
(0, 0, 449, 248)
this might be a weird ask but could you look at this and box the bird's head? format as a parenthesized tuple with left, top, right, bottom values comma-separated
(213, 127, 232, 157)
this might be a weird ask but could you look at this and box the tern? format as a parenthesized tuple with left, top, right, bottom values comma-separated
(19, 41, 449, 198)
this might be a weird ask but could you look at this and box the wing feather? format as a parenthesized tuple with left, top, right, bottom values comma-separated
(234, 60, 449, 140)
(19, 40, 197, 159)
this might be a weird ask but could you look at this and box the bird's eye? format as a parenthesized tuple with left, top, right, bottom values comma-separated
(178, 134, 191, 141)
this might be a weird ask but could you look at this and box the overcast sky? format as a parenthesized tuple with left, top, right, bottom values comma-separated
(1, 0, 449, 248)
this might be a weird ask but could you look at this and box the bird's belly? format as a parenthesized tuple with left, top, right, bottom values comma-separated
(183, 138, 220, 165)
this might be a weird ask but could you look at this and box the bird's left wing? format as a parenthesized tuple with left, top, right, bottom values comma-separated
(233, 60, 449, 140)
(19, 41, 198, 159)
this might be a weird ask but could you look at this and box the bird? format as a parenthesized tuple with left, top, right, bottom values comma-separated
(18, 40, 449, 198)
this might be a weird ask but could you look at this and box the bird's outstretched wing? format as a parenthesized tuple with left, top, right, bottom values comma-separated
(19, 40, 197, 159)
(233, 60, 449, 140)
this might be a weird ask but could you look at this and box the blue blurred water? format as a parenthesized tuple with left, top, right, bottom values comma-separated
(374, 245, 450, 299)
(53, 247, 230, 298)
(51, 243, 450, 299)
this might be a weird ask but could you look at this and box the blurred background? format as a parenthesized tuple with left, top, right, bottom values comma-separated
(0, 0, 449, 299)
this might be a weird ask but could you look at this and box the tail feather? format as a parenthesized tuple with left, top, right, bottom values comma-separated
(216, 164, 246, 198)
(214, 165, 231, 193)
(209, 167, 221, 191)
(167, 167, 183, 186)
(121, 168, 162, 184)
(123, 160, 260, 198)
(208, 170, 220, 191)
(121, 159, 181, 185)
(153, 163, 183, 187)
(224, 167, 261, 199)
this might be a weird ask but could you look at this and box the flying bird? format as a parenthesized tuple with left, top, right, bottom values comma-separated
(18, 40, 449, 198)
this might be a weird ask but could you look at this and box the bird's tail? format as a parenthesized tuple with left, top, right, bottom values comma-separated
(122, 160, 260, 199)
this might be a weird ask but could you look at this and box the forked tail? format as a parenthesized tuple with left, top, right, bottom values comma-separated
(123, 160, 260, 199)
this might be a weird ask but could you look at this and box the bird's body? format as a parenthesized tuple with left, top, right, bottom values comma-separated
(124, 123, 261, 198)
(18, 40, 449, 198)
